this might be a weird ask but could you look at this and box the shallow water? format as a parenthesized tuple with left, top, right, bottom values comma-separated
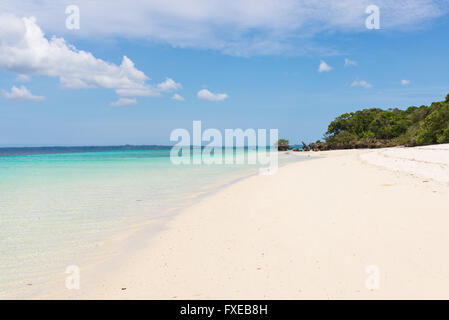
(0, 147, 304, 298)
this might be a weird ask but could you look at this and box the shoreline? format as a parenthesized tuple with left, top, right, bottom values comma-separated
(44, 146, 449, 299)
(32, 153, 310, 299)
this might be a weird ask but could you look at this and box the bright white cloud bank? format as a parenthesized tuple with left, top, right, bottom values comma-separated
(197, 89, 228, 101)
(2, 0, 448, 56)
(0, 13, 181, 105)
(318, 60, 332, 72)
(2, 85, 45, 101)
(401, 79, 411, 85)
(351, 80, 373, 88)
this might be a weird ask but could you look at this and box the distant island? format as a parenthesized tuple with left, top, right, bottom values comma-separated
(280, 93, 449, 151)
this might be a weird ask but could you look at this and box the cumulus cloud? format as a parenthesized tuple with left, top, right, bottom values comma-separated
(0, 13, 180, 105)
(344, 58, 358, 67)
(318, 60, 332, 72)
(401, 79, 411, 85)
(157, 78, 182, 93)
(3, 1, 448, 56)
(2, 85, 45, 101)
(110, 98, 137, 107)
(171, 93, 185, 101)
(351, 80, 372, 88)
(197, 89, 228, 101)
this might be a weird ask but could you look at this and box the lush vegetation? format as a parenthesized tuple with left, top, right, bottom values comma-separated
(309, 93, 449, 150)
(276, 139, 290, 151)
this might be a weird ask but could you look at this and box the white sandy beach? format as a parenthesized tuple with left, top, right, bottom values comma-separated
(54, 145, 449, 299)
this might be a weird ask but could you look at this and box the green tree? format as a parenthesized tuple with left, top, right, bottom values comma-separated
(316, 93, 449, 150)
(276, 139, 290, 151)
(416, 101, 449, 144)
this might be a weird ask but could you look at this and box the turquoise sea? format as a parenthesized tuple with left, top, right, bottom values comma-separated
(0, 147, 303, 298)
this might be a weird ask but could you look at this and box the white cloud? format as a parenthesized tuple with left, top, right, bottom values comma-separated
(110, 98, 137, 107)
(197, 89, 228, 101)
(171, 93, 185, 101)
(16, 74, 30, 82)
(351, 80, 372, 88)
(2, 1, 447, 56)
(318, 60, 332, 73)
(401, 79, 411, 85)
(2, 85, 45, 101)
(0, 14, 179, 105)
(157, 78, 182, 93)
(344, 58, 358, 67)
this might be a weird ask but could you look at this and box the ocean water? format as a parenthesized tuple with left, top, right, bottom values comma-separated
(0, 147, 304, 298)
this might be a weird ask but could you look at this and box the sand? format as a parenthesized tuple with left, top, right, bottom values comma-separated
(53, 146, 449, 299)
(361, 144, 449, 183)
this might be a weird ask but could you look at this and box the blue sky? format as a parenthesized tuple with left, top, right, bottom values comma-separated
(1, 1, 449, 146)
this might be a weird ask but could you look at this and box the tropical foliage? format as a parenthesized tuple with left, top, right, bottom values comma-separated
(313, 93, 449, 150)
(276, 139, 290, 151)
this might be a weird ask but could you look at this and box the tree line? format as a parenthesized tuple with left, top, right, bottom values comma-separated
(279, 93, 449, 151)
